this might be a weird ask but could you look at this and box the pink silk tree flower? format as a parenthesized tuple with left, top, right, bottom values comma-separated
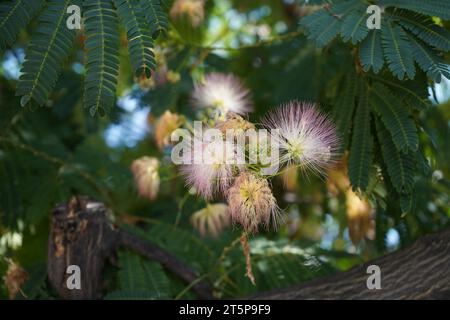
(170, 0, 205, 28)
(154, 110, 184, 151)
(263, 101, 340, 176)
(191, 73, 253, 116)
(181, 139, 238, 199)
(190, 203, 230, 238)
(131, 156, 160, 201)
(227, 172, 280, 234)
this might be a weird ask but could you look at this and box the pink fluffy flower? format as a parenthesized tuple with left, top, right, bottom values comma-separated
(263, 101, 340, 176)
(191, 73, 253, 116)
(181, 139, 237, 199)
(227, 172, 280, 234)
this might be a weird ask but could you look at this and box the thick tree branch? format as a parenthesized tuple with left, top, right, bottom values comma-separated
(251, 227, 450, 299)
(47, 196, 213, 299)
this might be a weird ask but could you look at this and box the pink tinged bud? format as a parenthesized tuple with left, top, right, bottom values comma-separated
(170, 0, 205, 28)
(191, 73, 253, 116)
(190, 203, 230, 238)
(263, 100, 340, 177)
(227, 172, 280, 234)
(131, 157, 160, 201)
(154, 111, 184, 151)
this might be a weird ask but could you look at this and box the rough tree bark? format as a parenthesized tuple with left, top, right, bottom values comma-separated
(47, 197, 213, 299)
(252, 227, 450, 299)
(47, 197, 117, 299)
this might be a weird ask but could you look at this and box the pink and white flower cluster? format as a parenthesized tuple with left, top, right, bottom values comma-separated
(131, 72, 340, 235)
(179, 72, 340, 234)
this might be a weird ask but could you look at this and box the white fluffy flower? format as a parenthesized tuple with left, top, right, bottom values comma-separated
(191, 73, 253, 116)
(263, 101, 340, 176)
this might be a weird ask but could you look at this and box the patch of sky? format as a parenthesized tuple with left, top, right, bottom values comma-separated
(320, 214, 340, 250)
(225, 9, 246, 30)
(72, 62, 84, 74)
(385, 228, 400, 251)
(275, 21, 288, 33)
(429, 76, 450, 104)
(1, 49, 24, 80)
(248, 5, 271, 23)
(104, 93, 150, 148)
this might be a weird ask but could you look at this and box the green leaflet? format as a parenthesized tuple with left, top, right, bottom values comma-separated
(145, 222, 216, 272)
(330, 0, 363, 16)
(376, 119, 415, 194)
(348, 82, 372, 191)
(394, 11, 450, 52)
(370, 83, 418, 153)
(83, 0, 120, 116)
(368, 75, 430, 110)
(359, 30, 384, 73)
(340, 9, 369, 44)
(400, 191, 415, 214)
(114, 0, 156, 78)
(380, 0, 450, 20)
(408, 35, 450, 84)
(115, 251, 170, 299)
(333, 71, 357, 150)
(0, 0, 44, 49)
(381, 20, 415, 80)
(301, 9, 341, 48)
(16, 0, 78, 107)
(140, 0, 169, 39)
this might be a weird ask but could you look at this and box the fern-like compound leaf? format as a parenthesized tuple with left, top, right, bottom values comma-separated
(380, 0, 450, 20)
(394, 10, 450, 52)
(376, 118, 415, 194)
(349, 82, 373, 191)
(301, 9, 341, 48)
(0, 0, 44, 49)
(340, 9, 370, 44)
(140, 0, 169, 39)
(381, 20, 415, 80)
(359, 30, 384, 73)
(370, 83, 418, 153)
(16, 0, 79, 107)
(83, 0, 120, 116)
(408, 35, 450, 83)
(115, 0, 156, 78)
